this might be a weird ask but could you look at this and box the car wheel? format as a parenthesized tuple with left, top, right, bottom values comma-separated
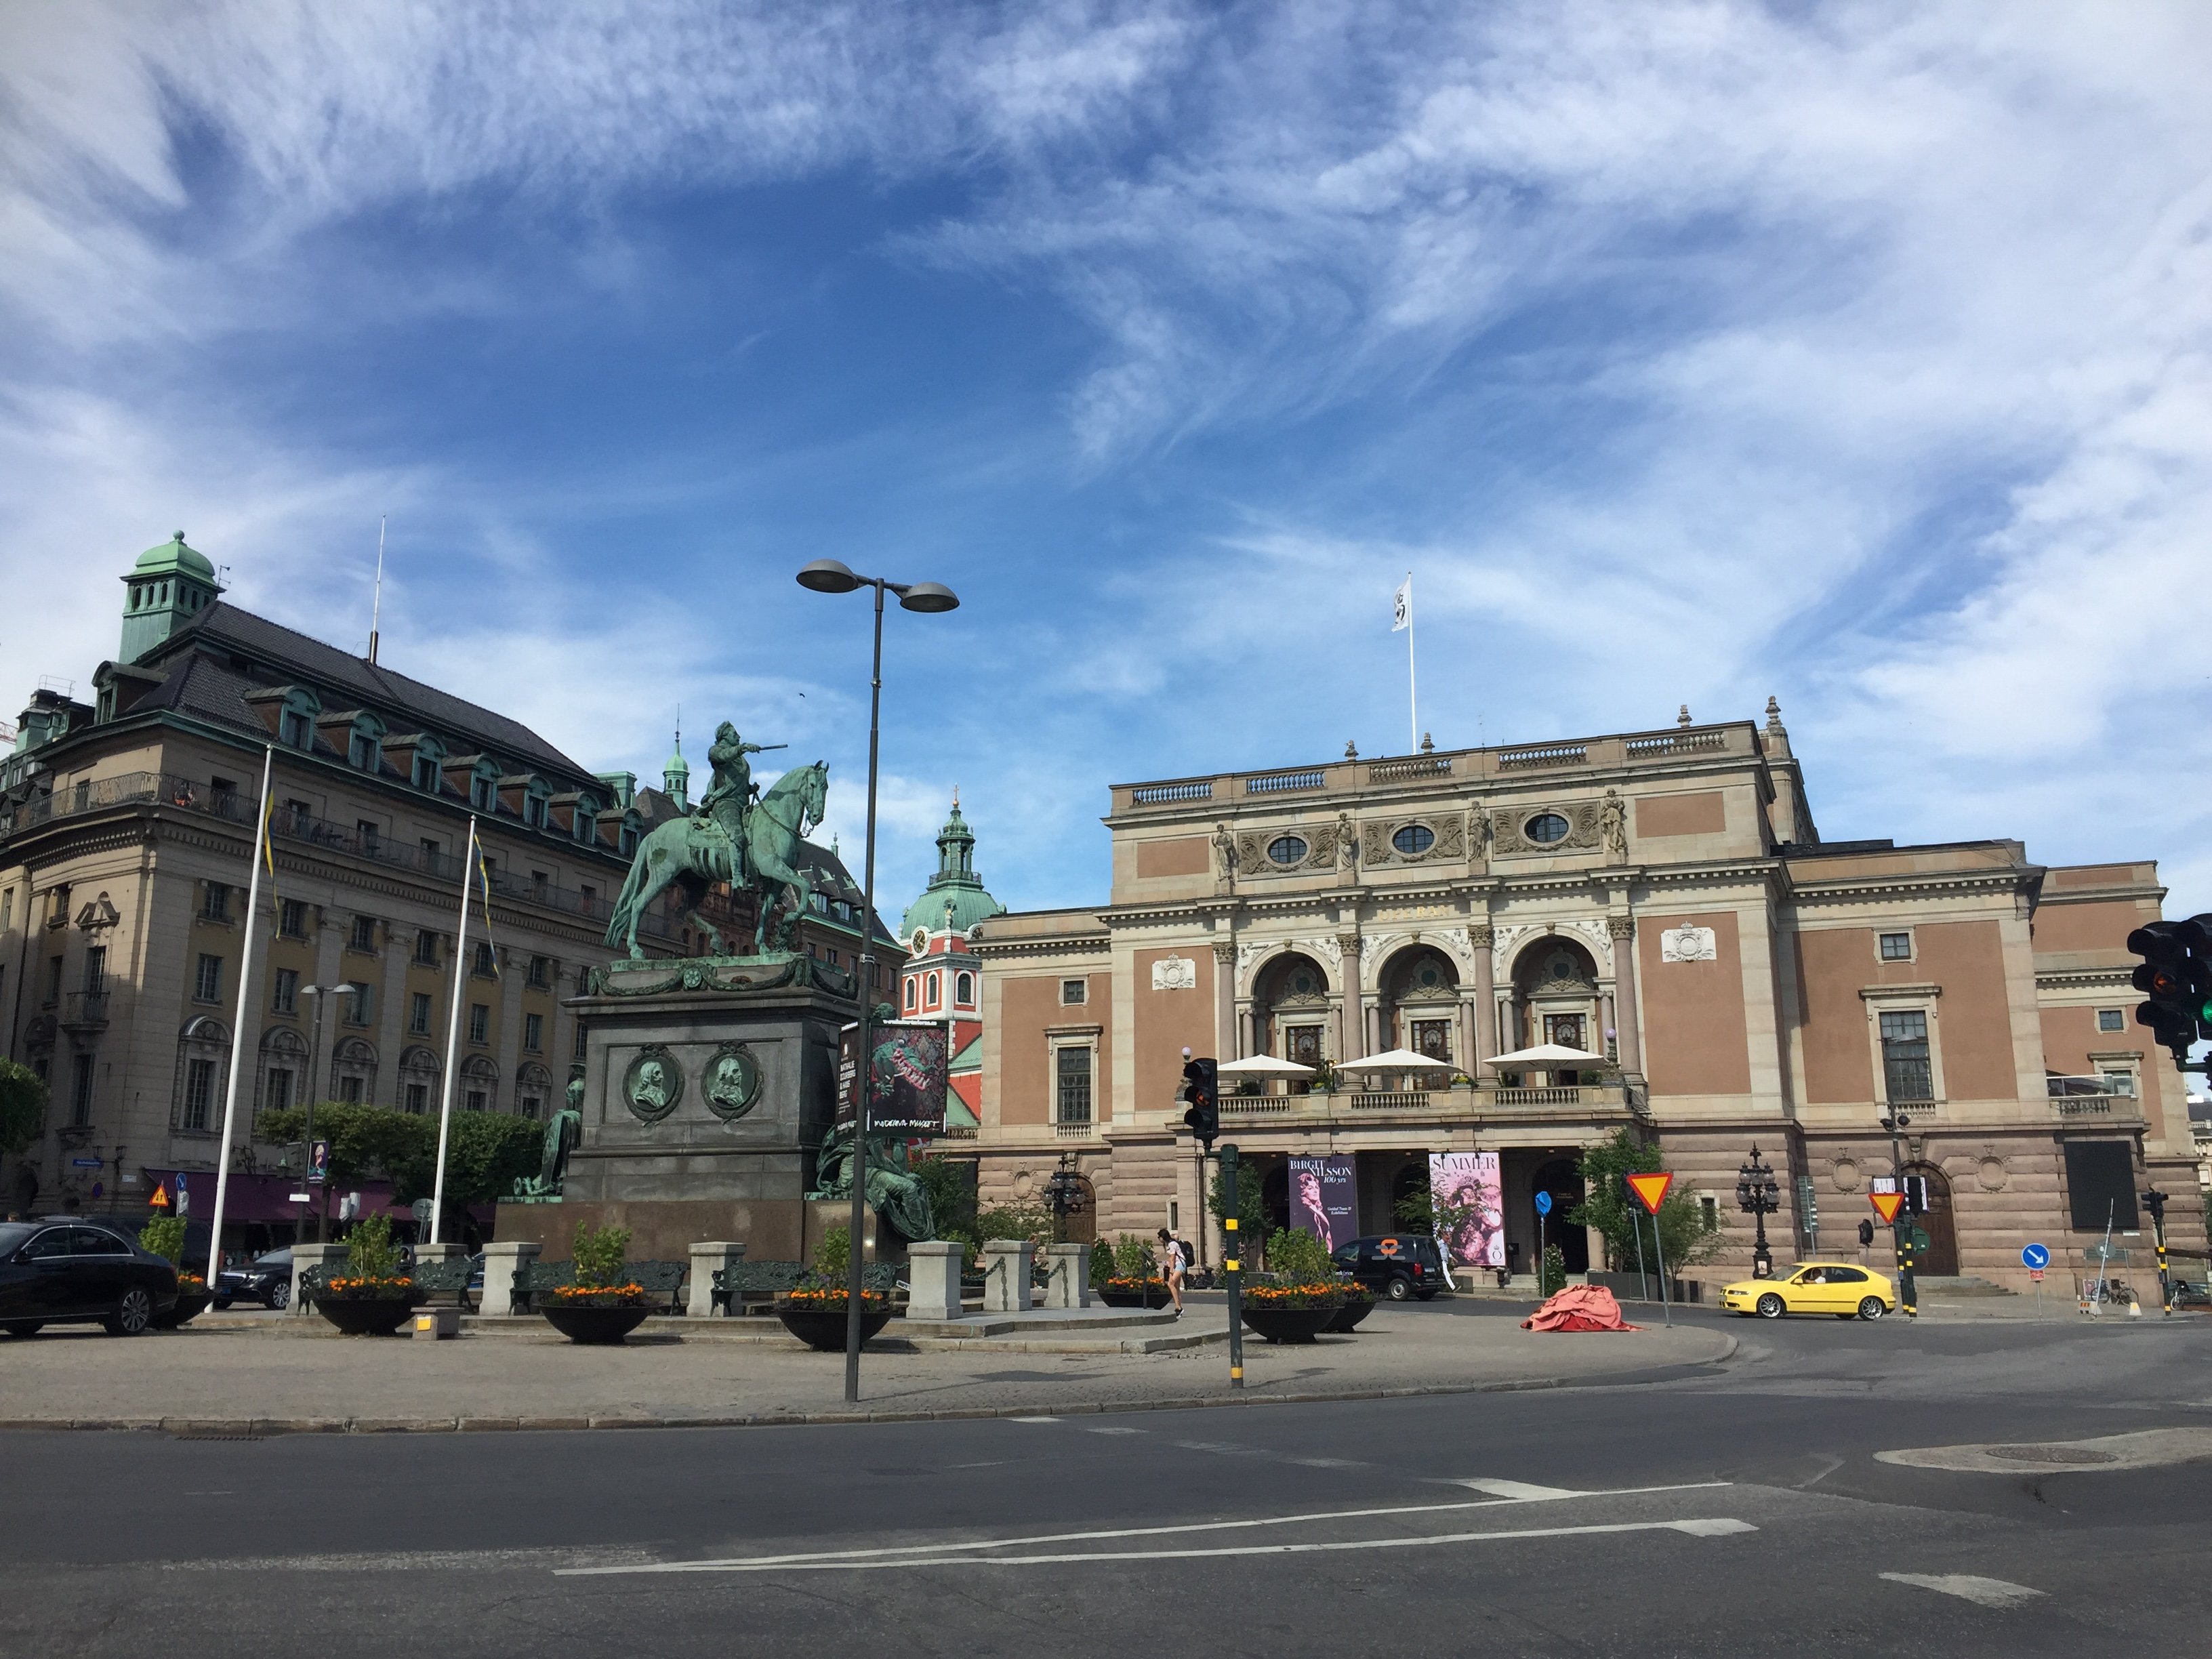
(1415, 1291, 1437, 1302)
(211, 1298, 232, 1311)
(106, 1286, 153, 1336)
(1755, 1292, 1786, 1319)
(267, 1282, 290, 1311)
(1385, 1276, 1413, 1301)
(2, 1322, 42, 1337)
(1858, 1296, 1887, 1321)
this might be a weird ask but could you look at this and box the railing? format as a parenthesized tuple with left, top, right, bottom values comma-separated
(1626, 731, 1727, 758)
(2053, 1097, 2137, 1120)
(1244, 769, 1326, 795)
(1498, 743, 1587, 771)
(1493, 1086, 1586, 1107)
(61, 991, 109, 1029)
(1054, 1119, 1097, 1139)
(931, 1124, 979, 1141)
(1348, 1092, 1446, 1112)
(1367, 756, 1451, 783)
(1222, 1097, 1294, 1116)
(3, 769, 677, 939)
(1130, 781, 1212, 804)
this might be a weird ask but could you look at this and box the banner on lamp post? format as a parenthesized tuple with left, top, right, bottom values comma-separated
(844, 1019, 949, 1138)
(1288, 1155, 1357, 1252)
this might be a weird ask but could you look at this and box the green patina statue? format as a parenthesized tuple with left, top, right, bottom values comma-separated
(512, 1076, 584, 1202)
(603, 737, 827, 960)
(808, 1121, 935, 1243)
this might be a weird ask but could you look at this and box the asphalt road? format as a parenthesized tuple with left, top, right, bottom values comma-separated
(3, 1301, 2208, 1658)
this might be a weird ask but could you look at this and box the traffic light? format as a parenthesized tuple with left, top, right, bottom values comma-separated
(1858, 1218, 1875, 1248)
(2142, 1188, 2168, 1225)
(2129, 915, 2212, 1065)
(1181, 1053, 1218, 1150)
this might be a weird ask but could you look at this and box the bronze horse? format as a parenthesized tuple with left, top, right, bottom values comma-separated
(602, 761, 829, 959)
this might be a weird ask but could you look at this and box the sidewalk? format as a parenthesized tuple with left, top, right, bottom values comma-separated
(0, 1304, 1735, 1434)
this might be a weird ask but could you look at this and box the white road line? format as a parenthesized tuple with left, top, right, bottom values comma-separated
(1081, 1427, 1146, 1436)
(555, 1481, 1734, 1576)
(1881, 1573, 2045, 1610)
(1452, 1479, 1584, 1501)
(1007, 1416, 1060, 1424)
(566, 1518, 1757, 1576)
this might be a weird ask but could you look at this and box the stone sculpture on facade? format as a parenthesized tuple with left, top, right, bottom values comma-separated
(1600, 790, 1628, 861)
(602, 750, 829, 959)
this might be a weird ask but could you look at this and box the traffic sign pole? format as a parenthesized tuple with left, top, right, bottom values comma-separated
(1625, 1172, 1673, 1326)
(2022, 1243, 2049, 1321)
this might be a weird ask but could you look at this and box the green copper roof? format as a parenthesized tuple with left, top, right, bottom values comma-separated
(897, 798, 1006, 941)
(134, 531, 216, 584)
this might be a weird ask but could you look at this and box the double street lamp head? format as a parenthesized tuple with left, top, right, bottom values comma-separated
(796, 559, 961, 613)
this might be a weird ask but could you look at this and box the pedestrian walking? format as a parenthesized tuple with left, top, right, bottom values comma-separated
(1157, 1227, 1185, 1314)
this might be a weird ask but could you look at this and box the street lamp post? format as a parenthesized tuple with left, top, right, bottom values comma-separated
(796, 558, 959, 1405)
(1880, 1107, 1917, 1317)
(298, 981, 361, 1244)
(1735, 1144, 1780, 1279)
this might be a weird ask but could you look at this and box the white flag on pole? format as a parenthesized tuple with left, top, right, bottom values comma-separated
(1392, 575, 1412, 632)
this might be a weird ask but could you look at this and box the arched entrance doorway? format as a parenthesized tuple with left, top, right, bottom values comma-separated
(1530, 1156, 1589, 1273)
(1900, 1162, 1957, 1276)
(1252, 953, 1332, 1088)
(1379, 945, 1460, 1071)
(1507, 937, 1603, 1080)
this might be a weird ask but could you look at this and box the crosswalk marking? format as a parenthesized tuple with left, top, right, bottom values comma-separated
(1881, 1573, 2044, 1610)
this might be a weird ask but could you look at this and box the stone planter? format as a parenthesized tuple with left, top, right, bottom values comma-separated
(1324, 1296, 1375, 1334)
(316, 1296, 419, 1336)
(1240, 1305, 1342, 1345)
(777, 1301, 893, 1351)
(155, 1288, 212, 1330)
(541, 1303, 652, 1345)
(1097, 1283, 1171, 1309)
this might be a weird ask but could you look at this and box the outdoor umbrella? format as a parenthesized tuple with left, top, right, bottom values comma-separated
(1215, 1054, 1317, 1077)
(1336, 1048, 1454, 1071)
(1486, 1042, 1605, 1066)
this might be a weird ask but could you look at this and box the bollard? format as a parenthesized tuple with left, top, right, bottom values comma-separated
(411, 1307, 461, 1340)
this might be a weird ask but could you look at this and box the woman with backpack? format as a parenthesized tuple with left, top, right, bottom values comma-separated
(1156, 1227, 1186, 1315)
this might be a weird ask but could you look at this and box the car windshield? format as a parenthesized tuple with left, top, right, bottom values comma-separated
(0, 1222, 37, 1257)
(254, 1250, 290, 1267)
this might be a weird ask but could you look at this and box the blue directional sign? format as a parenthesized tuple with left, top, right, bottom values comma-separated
(2022, 1242, 2049, 1271)
(1534, 1191, 1553, 1217)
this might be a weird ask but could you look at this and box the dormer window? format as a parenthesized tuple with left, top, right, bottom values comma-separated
(470, 762, 499, 813)
(572, 796, 598, 844)
(618, 812, 640, 857)
(523, 777, 551, 830)
(279, 690, 319, 750)
(348, 716, 384, 773)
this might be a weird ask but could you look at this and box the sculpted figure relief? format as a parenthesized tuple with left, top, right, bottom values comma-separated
(1600, 790, 1628, 861)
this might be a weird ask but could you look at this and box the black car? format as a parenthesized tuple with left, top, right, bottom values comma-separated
(1331, 1234, 1448, 1300)
(213, 1248, 293, 1310)
(0, 1219, 180, 1336)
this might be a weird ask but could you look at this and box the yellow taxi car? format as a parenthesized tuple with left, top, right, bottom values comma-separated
(1721, 1263, 1896, 1321)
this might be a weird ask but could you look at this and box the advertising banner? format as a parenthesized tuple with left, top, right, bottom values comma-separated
(1288, 1155, 1357, 1252)
(843, 1019, 949, 1137)
(1428, 1151, 1504, 1267)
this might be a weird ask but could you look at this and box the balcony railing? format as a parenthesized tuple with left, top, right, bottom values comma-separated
(61, 991, 109, 1031)
(1054, 1119, 1097, 1139)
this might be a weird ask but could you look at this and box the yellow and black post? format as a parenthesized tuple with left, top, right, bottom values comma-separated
(2144, 1188, 2171, 1314)
(1221, 1142, 1244, 1390)
(1895, 1221, 1917, 1317)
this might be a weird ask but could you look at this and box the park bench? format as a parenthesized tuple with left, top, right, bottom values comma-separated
(409, 1256, 476, 1311)
(710, 1260, 900, 1315)
(511, 1258, 689, 1315)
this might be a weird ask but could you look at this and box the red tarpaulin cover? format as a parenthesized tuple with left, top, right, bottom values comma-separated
(1521, 1284, 1639, 1332)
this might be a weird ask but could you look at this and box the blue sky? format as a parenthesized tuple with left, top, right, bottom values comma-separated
(3, 2, 2210, 922)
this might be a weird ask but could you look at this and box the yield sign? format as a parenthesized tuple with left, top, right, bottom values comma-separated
(1625, 1172, 1673, 1215)
(1869, 1190, 1905, 1225)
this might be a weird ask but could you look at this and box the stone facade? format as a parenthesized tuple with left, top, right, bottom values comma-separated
(968, 705, 2205, 1291)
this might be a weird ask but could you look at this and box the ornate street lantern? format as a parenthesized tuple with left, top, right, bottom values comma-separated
(1735, 1144, 1782, 1279)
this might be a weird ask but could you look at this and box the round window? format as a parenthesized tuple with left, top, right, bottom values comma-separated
(1418, 966, 1441, 987)
(1292, 972, 1315, 995)
(1392, 823, 1435, 856)
(1267, 835, 1309, 865)
(1525, 813, 1570, 844)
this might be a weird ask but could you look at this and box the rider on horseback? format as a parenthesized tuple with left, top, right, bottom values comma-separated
(694, 722, 763, 883)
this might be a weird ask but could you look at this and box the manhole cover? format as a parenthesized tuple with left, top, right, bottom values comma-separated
(1984, 1445, 2119, 1465)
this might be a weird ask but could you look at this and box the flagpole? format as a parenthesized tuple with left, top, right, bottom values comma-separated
(1405, 571, 1418, 753)
(205, 745, 275, 1289)
(428, 816, 476, 1246)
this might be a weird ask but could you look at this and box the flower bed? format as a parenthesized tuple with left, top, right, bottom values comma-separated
(776, 1288, 891, 1350)
(547, 1281, 649, 1307)
(1097, 1276, 1171, 1309)
(1242, 1279, 1345, 1309)
(156, 1271, 212, 1330)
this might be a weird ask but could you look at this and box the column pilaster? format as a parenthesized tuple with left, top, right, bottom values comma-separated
(1608, 914, 1643, 1080)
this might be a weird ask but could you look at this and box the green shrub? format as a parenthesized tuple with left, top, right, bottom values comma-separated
(813, 1225, 851, 1284)
(1109, 1233, 1157, 1281)
(572, 1220, 632, 1288)
(1265, 1227, 1333, 1285)
(346, 1212, 403, 1279)
(975, 1202, 1054, 1248)
(1539, 1243, 1568, 1297)
(139, 1214, 188, 1265)
(1089, 1242, 1115, 1289)
(0, 1057, 49, 1157)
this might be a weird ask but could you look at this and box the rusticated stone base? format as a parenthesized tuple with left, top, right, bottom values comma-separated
(491, 1197, 878, 1267)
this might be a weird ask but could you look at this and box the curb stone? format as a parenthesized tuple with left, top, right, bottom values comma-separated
(0, 1339, 1734, 1437)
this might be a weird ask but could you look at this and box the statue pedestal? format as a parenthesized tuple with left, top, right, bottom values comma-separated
(493, 954, 873, 1265)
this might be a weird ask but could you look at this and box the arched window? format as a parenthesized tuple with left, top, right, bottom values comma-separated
(926, 971, 940, 1005)
(572, 794, 599, 844)
(257, 1025, 309, 1115)
(470, 761, 500, 813)
(279, 689, 319, 751)
(515, 1061, 552, 1120)
(956, 971, 973, 1004)
(173, 1016, 230, 1133)
(905, 977, 918, 1012)
(329, 1036, 377, 1104)
(460, 1053, 499, 1114)
(398, 1046, 441, 1115)
(411, 737, 445, 792)
(523, 777, 551, 829)
(348, 714, 385, 773)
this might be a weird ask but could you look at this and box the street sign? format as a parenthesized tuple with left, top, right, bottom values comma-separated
(1870, 1191, 1905, 1225)
(2022, 1242, 2049, 1270)
(69, 1157, 102, 1170)
(2029, 1268, 2045, 1282)
(1534, 1191, 1553, 1217)
(289, 1192, 310, 1205)
(148, 1181, 171, 1211)
(1626, 1172, 1673, 1215)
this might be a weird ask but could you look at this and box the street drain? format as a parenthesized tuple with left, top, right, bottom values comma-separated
(1984, 1445, 2118, 1466)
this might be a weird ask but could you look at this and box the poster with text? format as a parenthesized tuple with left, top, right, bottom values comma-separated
(1429, 1151, 1504, 1268)
(1288, 1155, 1357, 1253)
(865, 1019, 949, 1137)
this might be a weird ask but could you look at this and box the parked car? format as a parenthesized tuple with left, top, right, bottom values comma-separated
(1330, 1234, 1448, 1300)
(213, 1248, 293, 1310)
(0, 1220, 181, 1336)
(1721, 1262, 1895, 1320)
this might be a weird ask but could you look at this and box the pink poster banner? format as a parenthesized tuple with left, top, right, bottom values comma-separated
(1288, 1155, 1357, 1253)
(1429, 1151, 1504, 1268)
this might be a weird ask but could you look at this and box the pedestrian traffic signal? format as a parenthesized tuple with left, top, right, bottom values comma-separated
(1181, 1052, 1218, 1150)
(1858, 1218, 1875, 1248)
(2142, 1188, 2168, 1225)
(2129, 915, 2212, 1064)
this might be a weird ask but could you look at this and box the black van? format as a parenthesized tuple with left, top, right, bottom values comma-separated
(1330, 1235, 1448, 1300)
